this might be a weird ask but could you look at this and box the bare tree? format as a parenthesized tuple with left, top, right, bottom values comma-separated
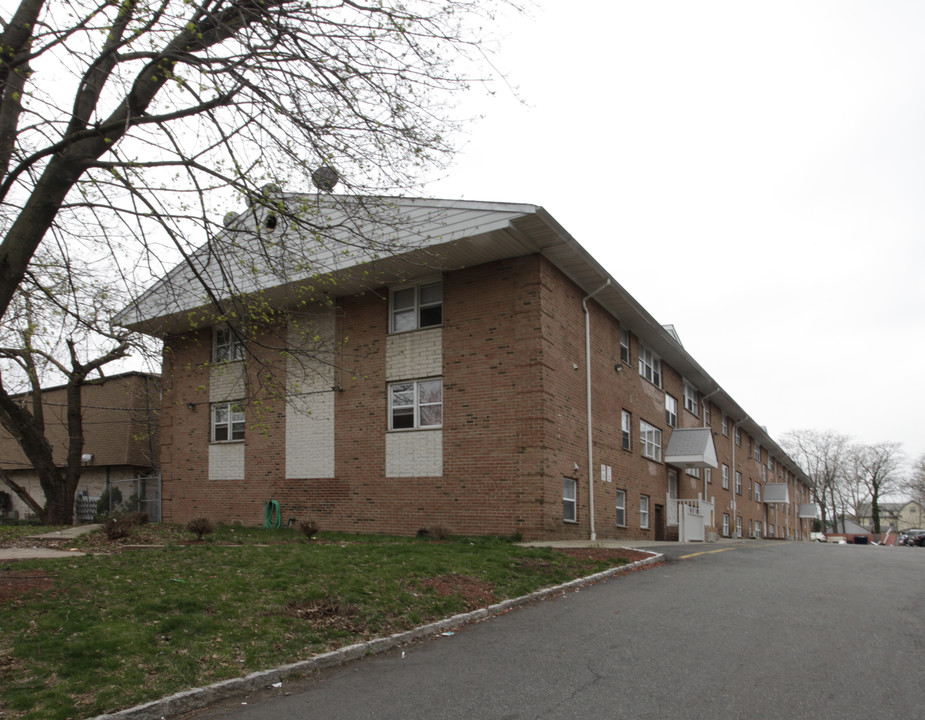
(0, 0, 511, 522)
(907, 454, 925, 507)
(847, 442, 904, 534)
(780, 429, 850, 534)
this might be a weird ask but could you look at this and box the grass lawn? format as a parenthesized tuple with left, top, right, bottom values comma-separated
(0, 524, 646, 720)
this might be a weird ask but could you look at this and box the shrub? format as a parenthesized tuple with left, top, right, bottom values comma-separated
(121, 511, 149, 527)
(187, 517, 214, 541)
(298, 520, 319, 538)
(103, 516, 131, 541)
(417, 525, 451, 541)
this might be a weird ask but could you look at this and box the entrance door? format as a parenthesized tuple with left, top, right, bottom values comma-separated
(655, 505, 665, 541)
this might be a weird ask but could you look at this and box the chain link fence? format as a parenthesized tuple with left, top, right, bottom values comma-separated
(104, 475, 162, 523)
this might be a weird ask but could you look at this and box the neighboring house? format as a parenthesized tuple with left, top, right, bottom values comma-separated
(118, 196, 814, 541)
(0, 372, 161, 521)
(857, 501, 925, 532)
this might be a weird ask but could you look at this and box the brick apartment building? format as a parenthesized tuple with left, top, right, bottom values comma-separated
(119, 196, 815, 541)
(0, 372, 160, 521)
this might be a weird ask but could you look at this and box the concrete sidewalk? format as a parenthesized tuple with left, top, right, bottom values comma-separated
(0, 524, 99, 560)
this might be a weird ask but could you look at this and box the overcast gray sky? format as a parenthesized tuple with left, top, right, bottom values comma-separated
(427, 0, 925, 471)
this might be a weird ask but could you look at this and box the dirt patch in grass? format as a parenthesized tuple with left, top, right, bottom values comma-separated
(420, 573, 495, 609)
(0, 569, 56, 603)
(554, 547, 655, 565)
(284, 599, 374, 635)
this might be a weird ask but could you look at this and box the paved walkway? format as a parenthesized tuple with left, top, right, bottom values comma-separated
(0, 524, 99, 560)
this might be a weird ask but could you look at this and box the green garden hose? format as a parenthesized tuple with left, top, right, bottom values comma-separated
(263, 500, 282, 529)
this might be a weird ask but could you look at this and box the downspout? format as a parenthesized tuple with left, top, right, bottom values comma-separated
(732, 416, 749, 536)
(700, 387, 721, 530)
(583, 279, 611, 542)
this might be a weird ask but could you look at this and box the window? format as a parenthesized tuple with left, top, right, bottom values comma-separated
(640, 494, 650, 529)
(736, 515, 743, 538)
(683, 382, 699, 415)
(722, 414, 729, 436)
(754, 443, 762, 462)
(640, 421, 662, 462)
(769, 524, 775, 538)
(620, 328, 631, 364)
(704, 402, 712, 425)
(616, 489, 626, 526)
(722, 464, 729, 490)
(214, 327, 244, 363)
(705, 467, 712, 484)
(665, 394, 678, 428)
(390, 280, 443, 333)
(748, 478, 753, 500)
(686, 467, 699, 478)
(212, 401, 245, 442)
(755, 482, 761, 503)
(621, 410, 632, 450)
(754, 521, 762, 538)
(735, 427, 742, 447)
(638, 345, 661, 387)
(761, 465, 767, 482)
(722, 513, 730, 537)
(735, 471, 742, 495)
(389, 379, 443, 430)
(563, 478, 577, 522)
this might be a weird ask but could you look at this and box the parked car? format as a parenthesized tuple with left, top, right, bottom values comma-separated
(810, 532, 827, 542)
(900, 529, 925, 546)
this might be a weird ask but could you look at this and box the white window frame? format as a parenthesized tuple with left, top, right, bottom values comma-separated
(640, 420, 662, 462)
(754, 443, 762, 462)
(214, 326, 244, 363)
(389, 379, 443, 430)
(735, 471, 743, 495)
(704, 402, 712, 425)
(722, 464, 730, 490)
(705, 467, 712, 484)
(735, 427, 742, 446)
(665, 394, 678, 428)
(563, 477, 577, 523)
(621, 410, 632, 450)
(620, 328, 631, 364)
(211, 401, 245, 442)
(736, 515, 743, 538)
(616, 489, 627, 527)
(755, 482, 761, 503)
(390, 280, 443, 333)
(640, 494, 650, 529)
(722, 414, 729, 436)
(722, 513, 730, 537)
(683, 382, 699, 415)
(686, 467, 699, 479)
(638, 345, 662, 387)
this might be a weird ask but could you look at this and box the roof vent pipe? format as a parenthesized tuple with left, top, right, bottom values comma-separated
(583, 278, 611, 542)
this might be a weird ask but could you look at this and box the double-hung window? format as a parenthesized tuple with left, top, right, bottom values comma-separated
(722, 513, 730, 536)
(620, 328, 631, 364)
(212, 401, 245, 442)
(755, 482, 761, 503)
(563, 478, 577, 522)
(722, 464, 730, 490)
(214, 327, 244, 363)
(665, 394, 678, 428)
(615, 489, 626, 527)
(640, 494, 650, 529)
(638, 345, 661, 387)
(621, 410, 632, 450)
(722, 414, 729, 436)
(683, 382, 699, 415)
(390, 281, 443, 333)
(736, 516, 743, 538)
(389, 379, 443, 430)
(640, 420, 662, 462)
(735, 471, 743, 495)
(754, 443, 762, 462)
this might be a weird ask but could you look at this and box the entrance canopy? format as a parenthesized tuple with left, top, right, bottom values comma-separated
(664, 428, 718, 469)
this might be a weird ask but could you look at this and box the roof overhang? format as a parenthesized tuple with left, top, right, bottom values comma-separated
(664, 428, 718, 469)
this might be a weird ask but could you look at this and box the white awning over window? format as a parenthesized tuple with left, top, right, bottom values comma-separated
(664, 428, 718, 469)
(799, 504, 819, 519)
(763, 483, 790, 504)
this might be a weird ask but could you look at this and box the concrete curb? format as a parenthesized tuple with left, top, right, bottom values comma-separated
(87, 550, 664, 720)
